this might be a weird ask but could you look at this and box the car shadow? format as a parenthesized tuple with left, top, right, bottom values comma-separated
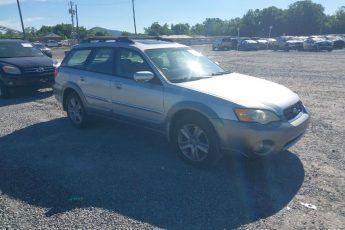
(0, 118, 305, 229)
(0, 88, 53, 107)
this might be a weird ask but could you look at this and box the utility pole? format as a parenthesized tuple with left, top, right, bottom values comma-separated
(268, 25, 273, 39)
(267, 25, 273, 49)
(16, 0, 26, 39)
(237, 27, 240, 51)
(69, 1, 75, 39)
(75, 4, 79, 41)
(132, 0, 137, 35)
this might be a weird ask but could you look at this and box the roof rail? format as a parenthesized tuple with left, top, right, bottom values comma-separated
(80, 36, 174, 44)
(80, 36, 134, 44)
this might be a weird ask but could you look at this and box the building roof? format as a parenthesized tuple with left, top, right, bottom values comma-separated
(43, 33, 61, 38)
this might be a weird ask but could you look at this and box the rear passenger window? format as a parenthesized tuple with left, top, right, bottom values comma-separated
(86, 48, 114, 75)
(64, 49, 91, 69)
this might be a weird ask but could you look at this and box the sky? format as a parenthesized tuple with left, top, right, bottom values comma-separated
(0, 0, 343, 33)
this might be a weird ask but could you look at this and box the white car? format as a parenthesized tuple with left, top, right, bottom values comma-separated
(45, 40, 61, 48)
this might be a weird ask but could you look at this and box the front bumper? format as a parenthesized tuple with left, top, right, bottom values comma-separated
(212, 112, 310, 157)
(1, 74, 54, 88)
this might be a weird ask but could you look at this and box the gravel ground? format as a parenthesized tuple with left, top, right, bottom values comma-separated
(0, 46, 344, 229)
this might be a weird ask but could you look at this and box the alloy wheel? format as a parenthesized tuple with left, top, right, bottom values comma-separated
(177, 124, 210, 162)
(67, 95, 83, 125)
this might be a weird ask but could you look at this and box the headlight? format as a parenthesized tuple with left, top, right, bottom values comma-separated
(234, 109, 280, 124)
(2, 65, 21, 74)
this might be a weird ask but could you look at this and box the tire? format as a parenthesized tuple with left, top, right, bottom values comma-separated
(66, 92, 87, 128)
(328, 49, 333, 52)
(0, 81, 9, 99)
(173, 114, 222, 168)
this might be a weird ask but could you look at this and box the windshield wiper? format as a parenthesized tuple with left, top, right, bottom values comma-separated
(211, 70, 231, 76)
(171, 76, 213, 83)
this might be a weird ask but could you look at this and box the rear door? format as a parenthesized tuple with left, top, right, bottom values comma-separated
(64, 48, 113, 112)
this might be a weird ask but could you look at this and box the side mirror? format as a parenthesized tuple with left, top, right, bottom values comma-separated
(133, 71, 154, 83)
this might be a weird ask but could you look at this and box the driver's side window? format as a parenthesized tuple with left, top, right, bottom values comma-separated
(115, 48, 151, 79)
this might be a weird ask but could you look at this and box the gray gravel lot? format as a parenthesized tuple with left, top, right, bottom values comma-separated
(0, 46, 344, 229)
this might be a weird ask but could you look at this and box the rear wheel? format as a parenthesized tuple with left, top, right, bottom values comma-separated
(173, 114, 222, 168)
(66, 92, 87, 128)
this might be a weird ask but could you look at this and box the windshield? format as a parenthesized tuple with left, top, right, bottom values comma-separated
(0, 42, 44, 58)
(34, 44, 46, 49)
(146, 48, 228, 83)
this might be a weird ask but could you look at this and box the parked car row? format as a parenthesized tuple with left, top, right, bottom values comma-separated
(212, 34, 345, 52)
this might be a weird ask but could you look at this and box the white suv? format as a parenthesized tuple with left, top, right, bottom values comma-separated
(54, 37, 309, 167)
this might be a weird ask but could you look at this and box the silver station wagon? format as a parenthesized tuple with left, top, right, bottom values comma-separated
(54, 37, 310, 167)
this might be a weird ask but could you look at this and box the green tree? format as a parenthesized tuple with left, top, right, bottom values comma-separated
(53, 23, 72, 39)
(171, 23, 190, 35)
(335, 6, 345, 33)
(190, 23, 206, 35)
(203, 18, 226, 36)
(122, 31, 132, 36)
(144, 22, 172, 36)
(241, 9, 261, 37)
(259, 6, 286, 37)
(285, 0, 325, 35)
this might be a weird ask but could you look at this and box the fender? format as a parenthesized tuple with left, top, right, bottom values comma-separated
(61, 81, 88, 110)
(165, 101, 220, 141)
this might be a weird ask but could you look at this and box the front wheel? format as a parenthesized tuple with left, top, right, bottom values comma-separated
(66, 92, 87, 128)
(173, 114, 222, 168)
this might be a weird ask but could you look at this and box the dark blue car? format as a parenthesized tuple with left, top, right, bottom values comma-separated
(0, 39, 55, 98)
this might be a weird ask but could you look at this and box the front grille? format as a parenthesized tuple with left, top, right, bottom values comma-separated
(23, 66, 54, 74)
(284, 101, 304, 120)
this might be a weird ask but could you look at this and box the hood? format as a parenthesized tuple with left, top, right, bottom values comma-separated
(177, 73, 300, 113)
(0, 56, 53, 68)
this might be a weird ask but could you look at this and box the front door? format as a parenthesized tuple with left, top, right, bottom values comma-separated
(111, 48, 165, 125)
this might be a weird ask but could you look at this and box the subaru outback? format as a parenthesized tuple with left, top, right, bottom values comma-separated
(54, 37, 310, 167)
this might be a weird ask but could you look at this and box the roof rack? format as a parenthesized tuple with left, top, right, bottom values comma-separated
(80, 36, 174, 44)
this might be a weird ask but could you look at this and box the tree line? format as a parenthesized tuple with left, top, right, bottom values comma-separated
(1, 0, 344, 40)
(0, 23, 112, 40)
(144, 1, 345, 37)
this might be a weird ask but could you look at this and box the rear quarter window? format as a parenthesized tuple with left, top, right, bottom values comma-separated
(63, 49, 92, 69)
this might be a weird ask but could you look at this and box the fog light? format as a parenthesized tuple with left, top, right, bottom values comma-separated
(253, 140, 274, 155)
